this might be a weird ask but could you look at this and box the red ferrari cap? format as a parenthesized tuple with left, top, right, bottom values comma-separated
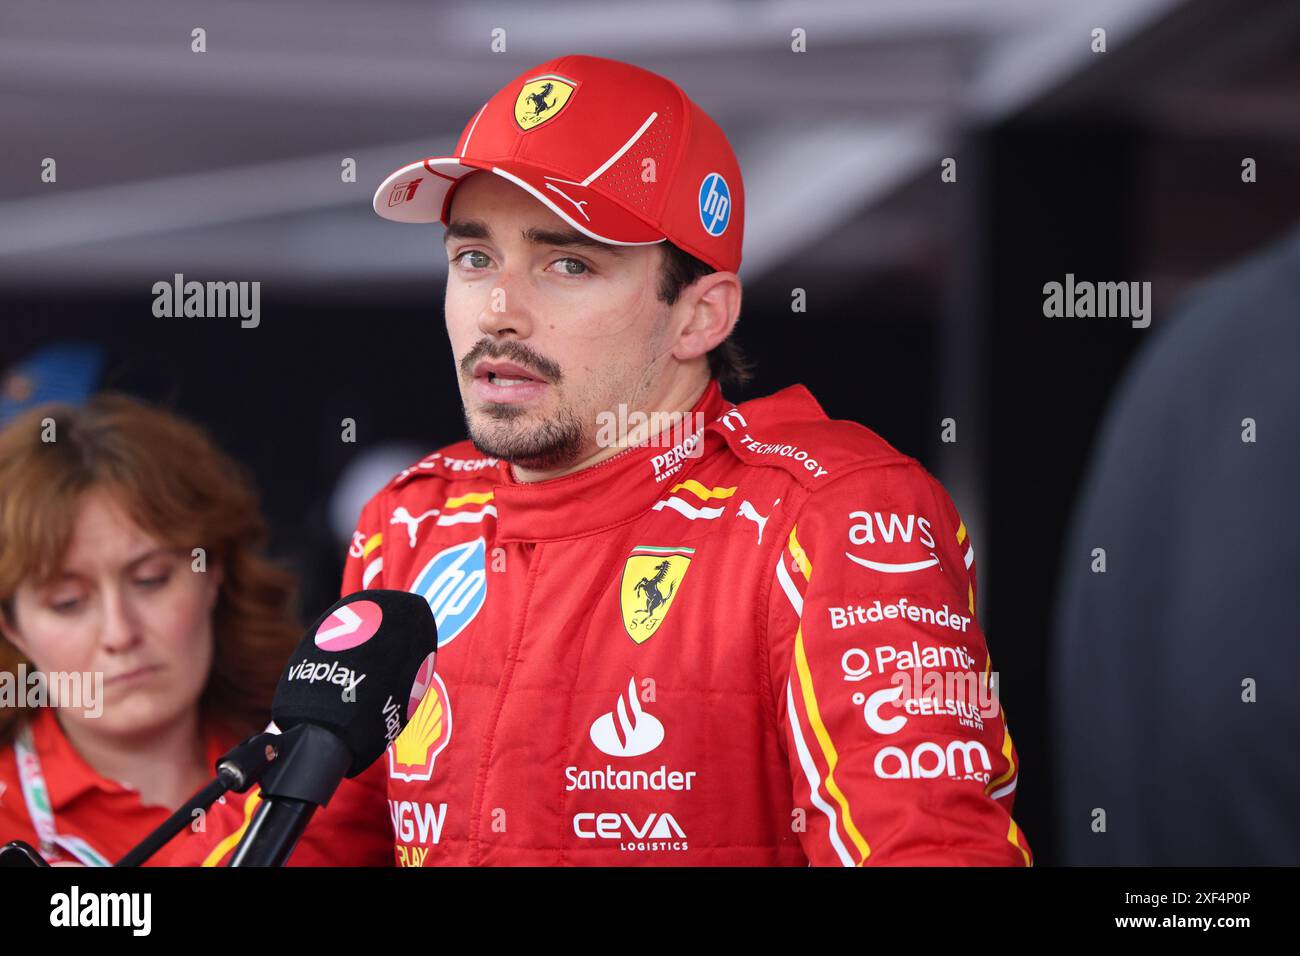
(372, 54, 744, 273)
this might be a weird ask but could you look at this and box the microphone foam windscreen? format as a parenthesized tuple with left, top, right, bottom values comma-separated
(272, 589, 438, 776)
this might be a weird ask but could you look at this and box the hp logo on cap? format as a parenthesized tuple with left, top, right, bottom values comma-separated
(698, 173, 731, 237)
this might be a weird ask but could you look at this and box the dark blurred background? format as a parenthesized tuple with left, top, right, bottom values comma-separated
(3, 0, 1298, 864)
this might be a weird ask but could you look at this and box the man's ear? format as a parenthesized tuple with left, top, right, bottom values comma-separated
(671, 271, 742, 362)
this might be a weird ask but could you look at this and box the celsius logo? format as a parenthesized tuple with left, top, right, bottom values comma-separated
(409, 538, 487, 648)
(590, 679, 664, 757)
(860, 685, 907, 735)
(698, 172, 731, 236)
(314, 600, 383, 651)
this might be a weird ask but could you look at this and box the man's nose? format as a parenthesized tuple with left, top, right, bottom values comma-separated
(476, 266, 535, 339)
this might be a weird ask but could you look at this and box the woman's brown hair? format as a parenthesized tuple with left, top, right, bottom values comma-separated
(0, 393, 300, 744)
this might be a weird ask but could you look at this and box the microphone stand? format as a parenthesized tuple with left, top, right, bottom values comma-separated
(227, 723, 353, 867)
(115, 732, 280, 867)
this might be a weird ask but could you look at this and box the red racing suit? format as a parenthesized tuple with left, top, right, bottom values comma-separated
(184, 381, 1031, 866)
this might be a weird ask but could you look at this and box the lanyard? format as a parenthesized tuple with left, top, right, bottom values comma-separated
(13, 721, 112, 867)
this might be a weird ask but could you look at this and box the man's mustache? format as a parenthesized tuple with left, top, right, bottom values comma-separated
(460, 339, 563, 384)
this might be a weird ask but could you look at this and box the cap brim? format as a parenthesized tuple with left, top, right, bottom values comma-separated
(373, 158, 666, 247)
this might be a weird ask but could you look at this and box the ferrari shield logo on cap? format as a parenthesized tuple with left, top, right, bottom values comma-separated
(514, 75, 577, 131)
(619, 545, 694, 644)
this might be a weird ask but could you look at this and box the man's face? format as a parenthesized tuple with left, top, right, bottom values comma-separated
(443, 171, 675, 472)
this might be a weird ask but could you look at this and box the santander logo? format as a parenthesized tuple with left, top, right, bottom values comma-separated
(313, 600, 383, 652)
(589, 678, 665, 758)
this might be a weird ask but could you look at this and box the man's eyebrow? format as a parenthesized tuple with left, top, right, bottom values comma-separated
(521, 226, 628, 257)
(443, 219, 625, 257)
(444, 219, 491, 243)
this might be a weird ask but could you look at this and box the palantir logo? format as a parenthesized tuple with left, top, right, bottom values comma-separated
(590, 678, 665, 757)
(698, 172, 731, 236)
(314, 600, 383, 651)
(408, 538, 487, 648)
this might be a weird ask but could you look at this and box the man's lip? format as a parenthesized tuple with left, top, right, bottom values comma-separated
(471, 360, 546, 383)
(471, 376, 548, 404)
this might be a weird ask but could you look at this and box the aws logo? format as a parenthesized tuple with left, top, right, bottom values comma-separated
(845, 510, 940, 574)
(619, 545, 693, 644)
(389, 670, 452, 783)
(514, 74, 577, 131)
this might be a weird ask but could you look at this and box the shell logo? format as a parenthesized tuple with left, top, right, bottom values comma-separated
(389, 671, 452, 782)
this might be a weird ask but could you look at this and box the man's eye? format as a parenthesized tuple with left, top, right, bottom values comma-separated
(452, 250, 492, 270)
(551, 257, 589, 276)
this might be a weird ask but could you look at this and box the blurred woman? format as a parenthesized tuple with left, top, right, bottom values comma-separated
(0, 394, 299, 865)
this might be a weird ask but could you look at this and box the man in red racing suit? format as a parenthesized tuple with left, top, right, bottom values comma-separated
(180, 53, 1031, 867)
(188, 381, 1029, 866)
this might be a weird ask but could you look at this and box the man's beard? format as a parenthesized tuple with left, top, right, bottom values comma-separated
(457, 337, 583, 470)
(465, 402, 587, 472)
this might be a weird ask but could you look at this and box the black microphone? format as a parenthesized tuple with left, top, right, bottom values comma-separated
(228, 589, 437, 867)
(0, 841, 50, 867)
